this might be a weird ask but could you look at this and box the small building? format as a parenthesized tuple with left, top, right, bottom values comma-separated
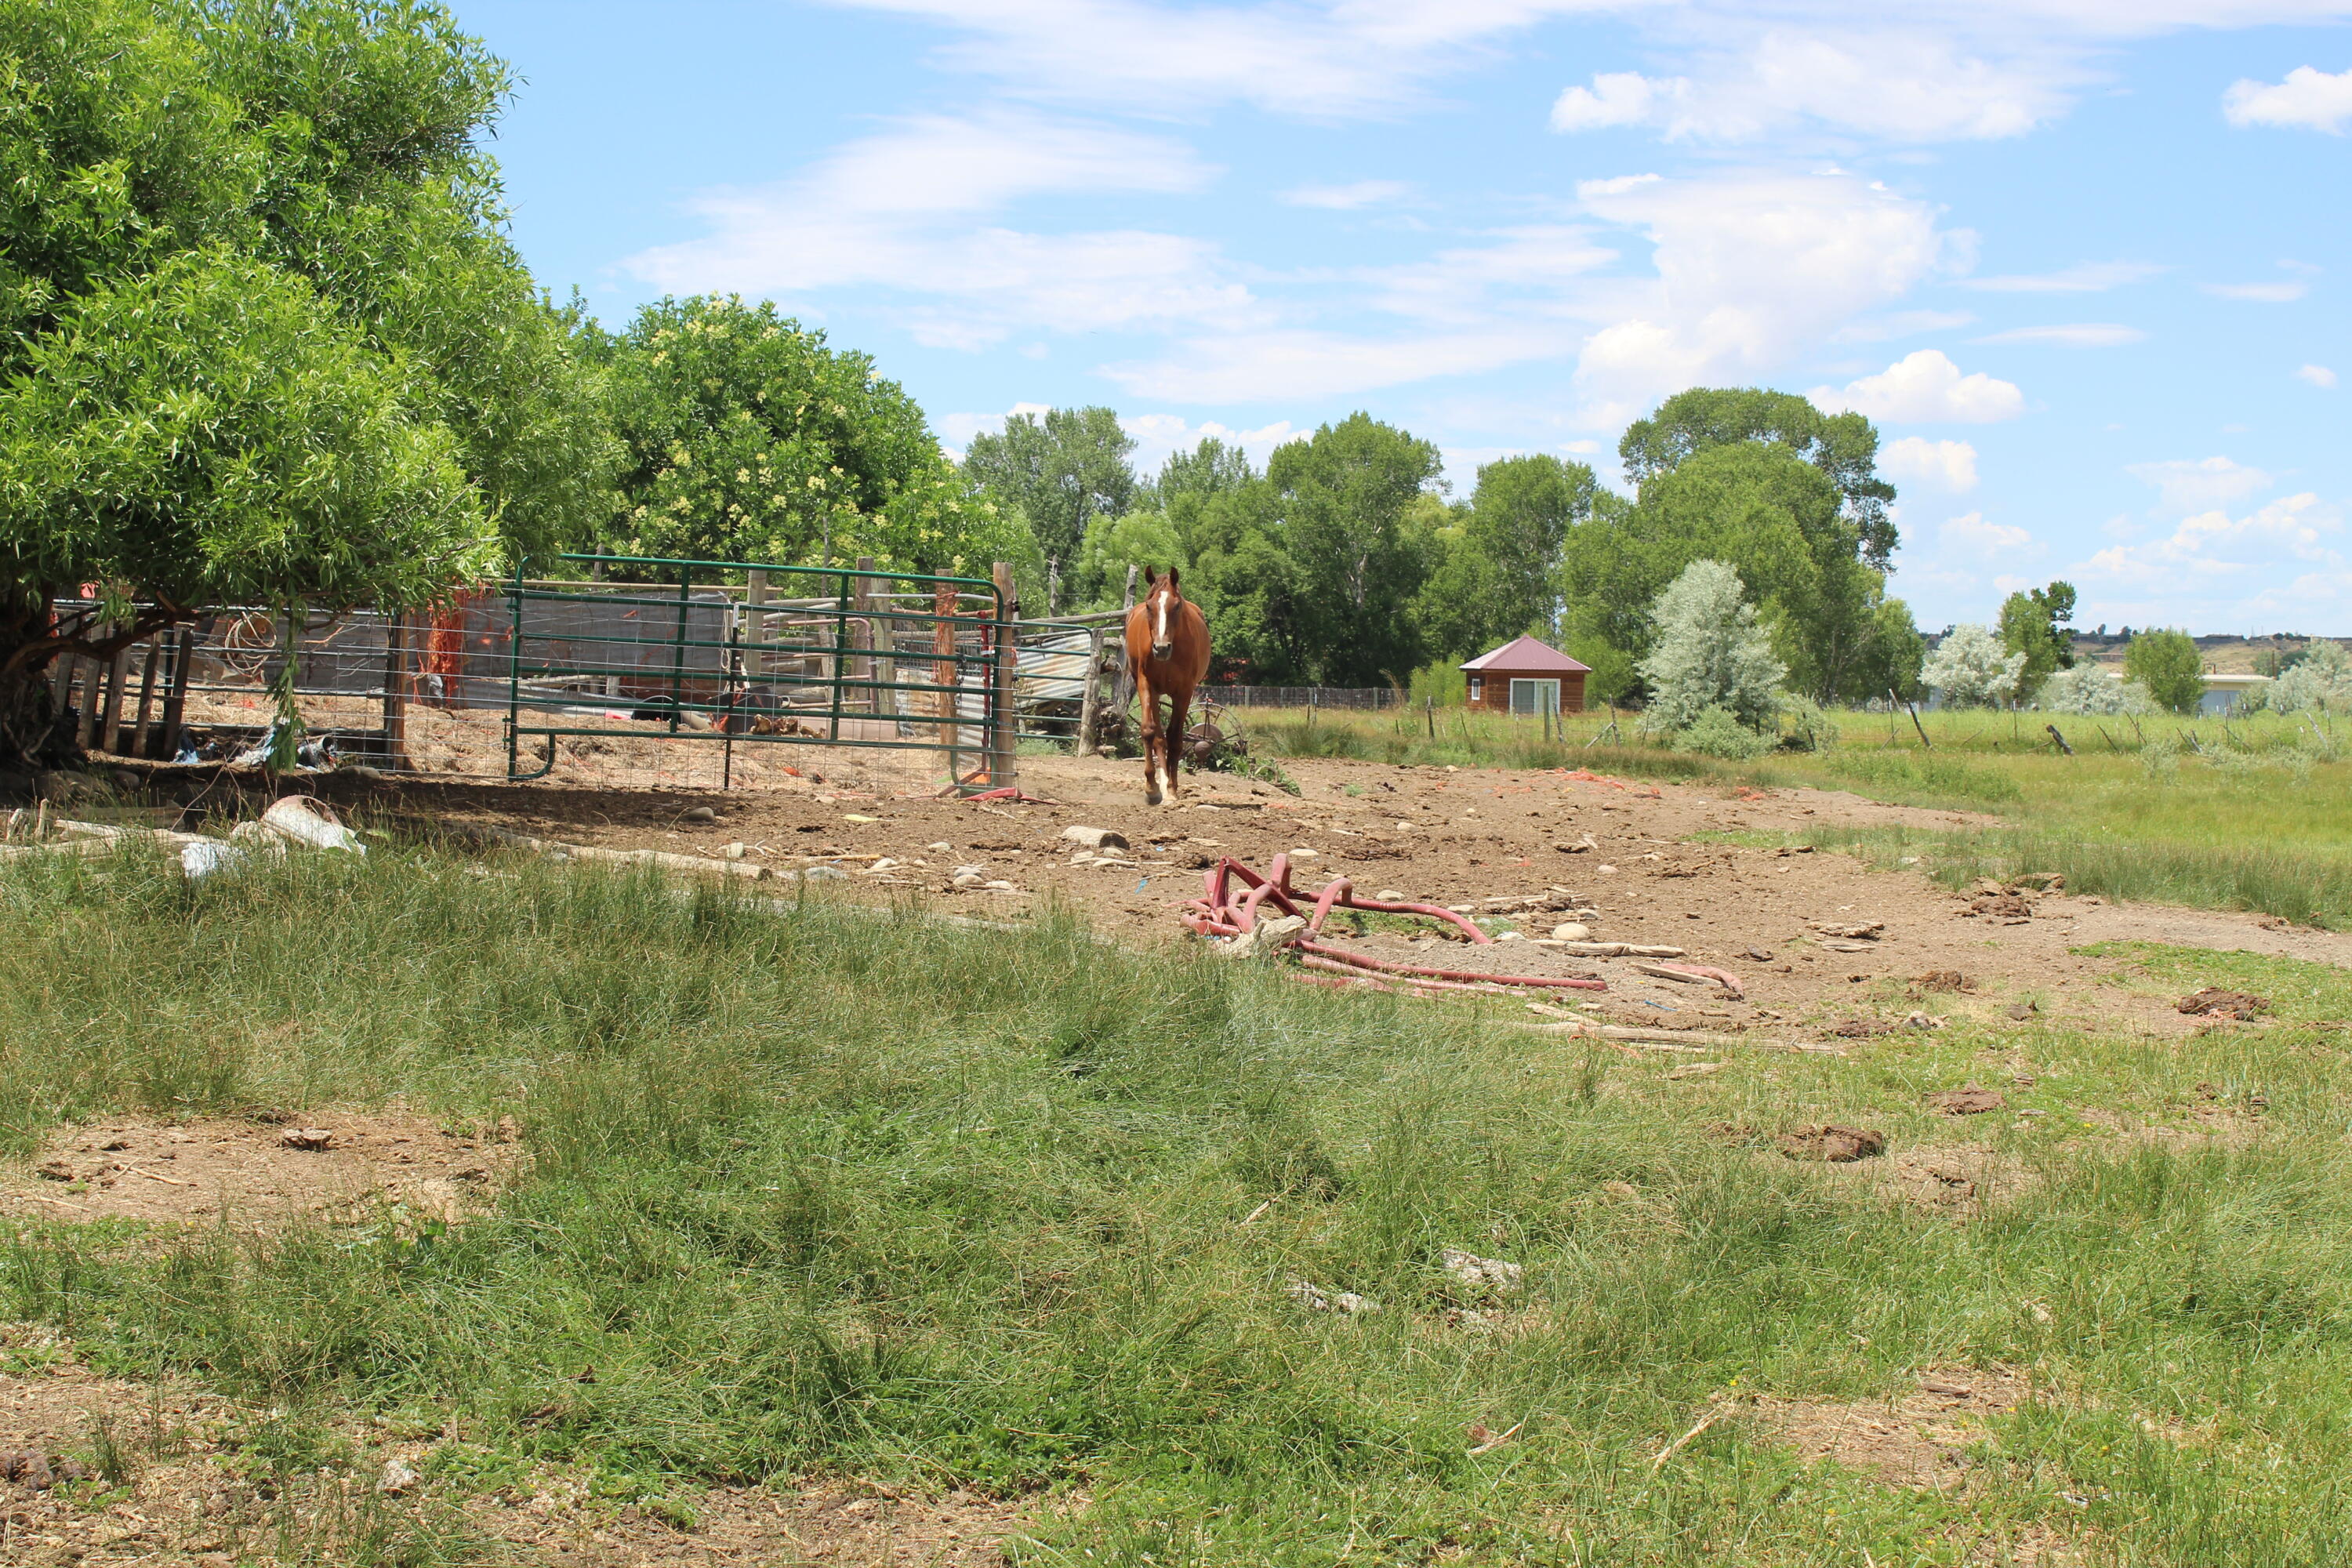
(1460, 636, 1588, 714)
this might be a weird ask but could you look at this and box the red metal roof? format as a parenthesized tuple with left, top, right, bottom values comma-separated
(1458, 635, 1590, 673)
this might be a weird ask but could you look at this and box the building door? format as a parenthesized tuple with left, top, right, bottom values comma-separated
(1508, 678, 1559, 715)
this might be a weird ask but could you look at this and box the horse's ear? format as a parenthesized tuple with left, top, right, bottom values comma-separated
(1143, 565, 1157, 586)
(1167, 565, 1181, 590)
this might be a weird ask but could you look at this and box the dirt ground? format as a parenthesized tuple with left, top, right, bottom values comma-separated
(205, 742, 2352, 1042)
(0, 1112, 518, 1232)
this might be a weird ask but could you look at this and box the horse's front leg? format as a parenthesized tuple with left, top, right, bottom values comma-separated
(1164, 687, 1192, 800)
(1135, 669, 1163, 806)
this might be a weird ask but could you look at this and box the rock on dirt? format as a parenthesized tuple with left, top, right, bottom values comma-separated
(280, 1127, 336, 1151)
(2177, 987, 2267, 1020)
(1809, 920, 1885, 941)
(1061, 825, 1130, 851)
(1914, 970, 1973, 993)
(1923, 1087, 2006, 1115)
(1778, 1125, 1887, 1163)
(2, 1450, 90, 1490)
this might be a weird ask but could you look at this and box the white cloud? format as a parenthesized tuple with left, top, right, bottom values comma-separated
(826, 0, 1620, 119)
(2224, 65, 2352, 133)
(1970, 322, 2147, 347)
(1551, 32, 2074, 143)
(1552, 72, 1692, 132)
(1108, 168, 1956, 407)
(1882, 437, 1980, 492)
(1940, 512, 2036, 556)
(1962, 261, 2162, 292)
(2299, 363, 2341, 389)
(1568, 170, 1955, 409)
(2205, 280, 2309, 302)
(2126, 456, 2273, 515)
(2079, 493, 2344, 586)
(936, 401, 1051, 457)
(625, 110, 1258, 348)
(1811, 350, 2027, 423)
(1280, 180, 1410, 209)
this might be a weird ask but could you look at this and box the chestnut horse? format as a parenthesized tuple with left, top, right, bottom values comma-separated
(1123, 566, 1210, 804)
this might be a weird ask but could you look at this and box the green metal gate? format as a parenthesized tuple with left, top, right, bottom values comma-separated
(503, 554, 1018, 789)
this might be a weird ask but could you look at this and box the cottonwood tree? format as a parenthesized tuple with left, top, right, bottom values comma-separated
(1998, 581, 2078, 700)
(1922, 624, 2026, 707)
(962, 407, 1138, 590)
(1618, 387, 1899, 568)
(0, 0, 613, 771)
(2123, 628, 2206, 714)
(1417, 454, 1602, 659)
(1562, 441, 1908, 705)
(1635, 560, 1786, 736)
(597, 295, 1006, 572)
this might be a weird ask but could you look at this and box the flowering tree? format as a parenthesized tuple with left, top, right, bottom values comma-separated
(2267, 638, 2352, 716)
(1923, 624, 2025, 708)
(2037, 662, 2155, 715)
(1636, 560, 1786, 735)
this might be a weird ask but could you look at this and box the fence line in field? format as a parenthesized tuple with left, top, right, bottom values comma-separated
(1204, 685, 1400, 710)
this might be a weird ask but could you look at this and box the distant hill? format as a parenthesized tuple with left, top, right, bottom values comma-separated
(2068, 633, 2352, 674)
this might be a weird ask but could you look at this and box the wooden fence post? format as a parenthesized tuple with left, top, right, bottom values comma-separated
(129, 632, 162, 759)
(1109, 564, 1138, 717)
(989, 561, 1020, 791)
(1076, 629, 1106, 753)
(380, 614, 412, 769)
(159, 620, 200, 760)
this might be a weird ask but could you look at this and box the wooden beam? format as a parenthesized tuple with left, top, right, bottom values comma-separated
(990, 561, 1019, 792)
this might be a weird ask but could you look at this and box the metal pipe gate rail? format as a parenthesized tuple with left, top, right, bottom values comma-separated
(503, 553, 1025, 790)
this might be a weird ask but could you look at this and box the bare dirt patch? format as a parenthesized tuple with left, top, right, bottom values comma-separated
(1750, 1366, 2033, 1490)
(474, 1482, 1034, 1566)
(0, 1112, 519, 1232)
(1818, 1143, 2038, 1216)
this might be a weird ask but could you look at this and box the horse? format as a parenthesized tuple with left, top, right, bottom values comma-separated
(1123, 566, 1210, 805)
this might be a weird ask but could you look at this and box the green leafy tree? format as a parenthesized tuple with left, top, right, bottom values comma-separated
(962, 407, 1138, 590)
(1417, 454, 1601, 659)
(1156, 436, 1255, 509)
(1997, 580, 2077, 700)
(599, 296, 1004, 573)
(1265, 415, 1443, 687)
(1560, 442, 1890, 703)
(1076, 510, 1187, 603)
(2125, 628, 2207, 714)
(0, 0, 614, 769)
(1173, 418, 1443, 685)
(1618, 387, 1898, 568)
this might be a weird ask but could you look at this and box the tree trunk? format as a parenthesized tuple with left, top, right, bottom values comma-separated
(0, 604, 78, 778)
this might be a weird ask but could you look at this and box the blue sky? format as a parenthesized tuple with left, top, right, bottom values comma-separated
(461, 1, 2349, 634)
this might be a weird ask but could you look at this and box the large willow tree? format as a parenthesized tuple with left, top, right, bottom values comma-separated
(0, 0, 613, 770)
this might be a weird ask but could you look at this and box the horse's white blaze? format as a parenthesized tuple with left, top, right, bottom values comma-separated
(1153, 595, 1170, 648)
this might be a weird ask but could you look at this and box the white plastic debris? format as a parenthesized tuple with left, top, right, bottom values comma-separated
(258, 796, 365, 854)
(180, 840, 251, 880)
(1060, 826, 1130, 852)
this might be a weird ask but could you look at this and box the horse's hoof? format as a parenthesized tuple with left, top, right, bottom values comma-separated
(1144, 789, 1162, 807)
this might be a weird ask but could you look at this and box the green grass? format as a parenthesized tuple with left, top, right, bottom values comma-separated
(7, 850, 2352, 1561)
